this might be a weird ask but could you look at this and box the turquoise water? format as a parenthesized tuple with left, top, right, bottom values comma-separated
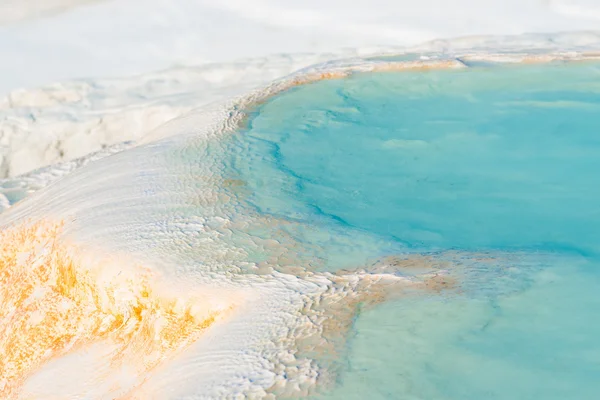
(225, 63, 600, 398)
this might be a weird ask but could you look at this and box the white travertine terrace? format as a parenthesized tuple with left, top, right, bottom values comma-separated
(2, 31, 600, 182)
(1, 33, 600, 398)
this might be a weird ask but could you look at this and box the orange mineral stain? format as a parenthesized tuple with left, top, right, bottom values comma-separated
(0, 221, 226, 399)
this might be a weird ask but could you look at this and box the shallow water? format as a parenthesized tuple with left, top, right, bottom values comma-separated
(224, 63, 600, 398)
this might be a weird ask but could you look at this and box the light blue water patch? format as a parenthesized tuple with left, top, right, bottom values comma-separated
(322, 258, 600, 400)
(222, 62, 600, 399)
(230, 63, 600, 256)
